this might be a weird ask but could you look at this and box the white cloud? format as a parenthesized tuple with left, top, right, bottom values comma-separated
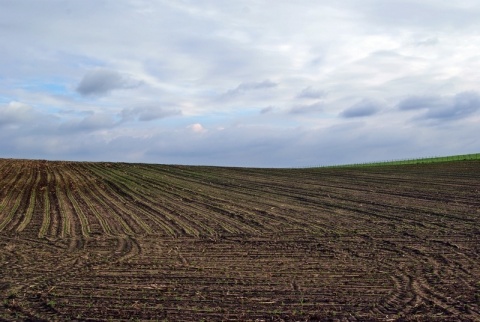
(188, 123, 206, 133)
(0, 101, 34, 126)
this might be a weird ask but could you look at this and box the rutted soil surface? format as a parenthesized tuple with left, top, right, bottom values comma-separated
(1, 159, 479, 321)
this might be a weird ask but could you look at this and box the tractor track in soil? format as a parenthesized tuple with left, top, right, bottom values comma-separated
(1, 159, 480, 320)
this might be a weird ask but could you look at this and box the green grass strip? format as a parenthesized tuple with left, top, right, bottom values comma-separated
(319, 152, 480, 168)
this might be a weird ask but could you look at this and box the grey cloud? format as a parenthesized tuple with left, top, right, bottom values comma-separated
(171, 35, 256, 80)
(425, 92, 480, 120)
(357, 50, 423, 69)
(260, 106, 275, 114)
(77, 113, 116, 130)
(76, 69, 141, 96)
(1, 102, 479, 168)
(398, 95, 445, 111)
(289, 101, 324, 114)
(340, 100, 381, 118)
(296, 86, 325, 99)
(414, 37, 439, 46)
(224, 80, 277, 97)
(143, 124, 301, 167)
(121, 106, 182, 122)
(59, 113, 116, 133)
(140, 119, 480, 167)
(398, 92, 480, 121)
(359, 0, 480, 31)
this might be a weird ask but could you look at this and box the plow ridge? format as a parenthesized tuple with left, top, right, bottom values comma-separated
(0, 167, 35, 232)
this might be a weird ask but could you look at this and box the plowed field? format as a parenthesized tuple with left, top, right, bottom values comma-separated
(1, 159, 479, 321)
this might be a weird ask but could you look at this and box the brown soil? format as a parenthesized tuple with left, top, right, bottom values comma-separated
(1, 159, 479, 321)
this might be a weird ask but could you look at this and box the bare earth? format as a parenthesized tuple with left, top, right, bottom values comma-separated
(1, 159, 479, 321)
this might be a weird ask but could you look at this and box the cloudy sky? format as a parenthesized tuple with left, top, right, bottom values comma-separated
(1, 1, 479, 167)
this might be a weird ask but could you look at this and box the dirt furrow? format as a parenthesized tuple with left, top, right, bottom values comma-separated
(51, 168, 78, 238)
